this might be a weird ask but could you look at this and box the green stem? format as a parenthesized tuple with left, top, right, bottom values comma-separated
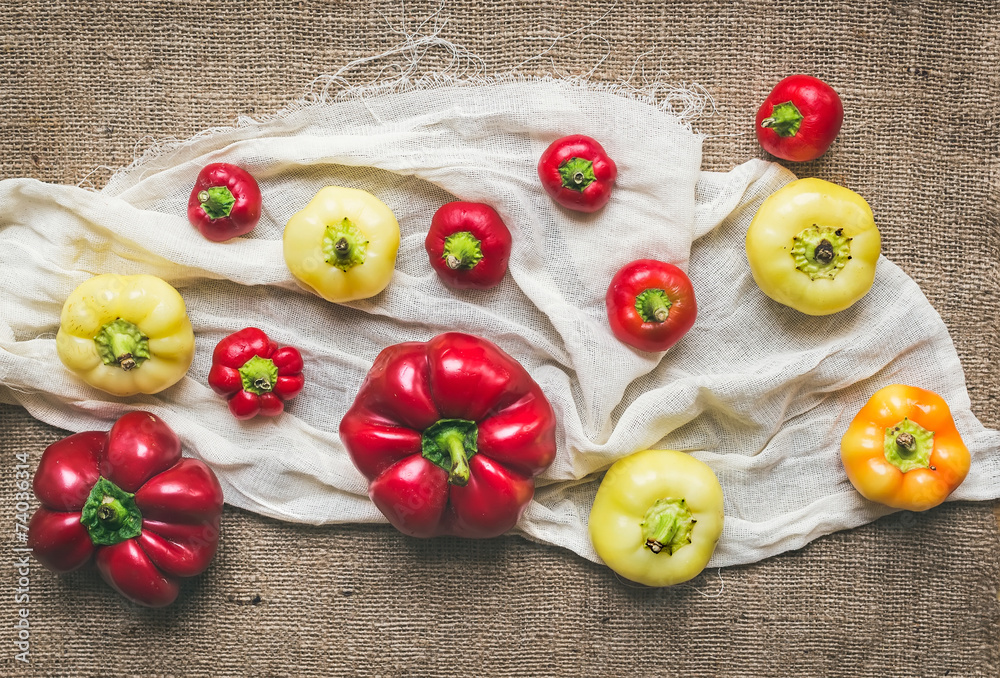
(558, 157, 597, 192)
(80, 477, 143, 546)
(322, 218, 369, 272)
(94, 318, 150, 371)
(199, 186, 236, 219)
(791, 225, 853, 281)
(238, 355, 278, 395)
(883, 418, 934, 473)
(760, 100, 804, 137)
(96, 496, 129, 529)
(442, 231, 484, 270)
(421, 419, 478, 486)
(109, 335, 137, 370)
(634, 289, 672, 323)
(441, 432, 471, 486)
(641, 498, 695, 555)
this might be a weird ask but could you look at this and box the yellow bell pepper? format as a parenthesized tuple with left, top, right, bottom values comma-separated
(283, 186, 401, 303)
(745, 178, 882, 316)
(56, 274, 195, 396)
(841, 384, 970, 511)
(589, 449, 725, 587)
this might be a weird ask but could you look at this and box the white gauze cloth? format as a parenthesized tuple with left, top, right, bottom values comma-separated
(1, 79, 997, 568)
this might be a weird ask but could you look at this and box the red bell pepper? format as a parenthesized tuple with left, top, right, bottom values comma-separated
(755, 75, 844, 162)
(537, 134, 617, 212)
(606, 259, 698, 352)
(425, 201, 512, 290)
(208, 327, 305, 420)
(339, 332, 557, 538)
(27, 412, 224, 607)
(187, 163, 262, 242)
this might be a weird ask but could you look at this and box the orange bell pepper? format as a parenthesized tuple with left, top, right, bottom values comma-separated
(840, 384, 970, 511)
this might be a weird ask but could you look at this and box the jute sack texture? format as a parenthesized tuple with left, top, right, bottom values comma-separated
(0, 1, 997, 677)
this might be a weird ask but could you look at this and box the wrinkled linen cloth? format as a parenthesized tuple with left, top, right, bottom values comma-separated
(1, 79, 996, 566)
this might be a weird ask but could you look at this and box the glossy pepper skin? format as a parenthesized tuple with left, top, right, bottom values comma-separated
(841, 384, 970, 511)
(56, 274, 195, 396)
(606, 259, 697, 352)
(589, 449, 725, 587)
(755, 75, 844, 162)
(339, 332, 557, 538)
(28, 412, 224, 607)
(187, 163, 262, 242)
(283, 186, 401, 303)
(537, 134, 617, 212)
(425, 201, 512, 290)
(208, 327, 305, 420)
(746, 178, 881, 316)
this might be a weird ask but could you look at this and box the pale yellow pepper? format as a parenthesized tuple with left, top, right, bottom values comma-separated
(283, 186, 401, 303)
(745, 178, 882, 316)
(56, 274, 195, 396)
(589, 449, 725, 587)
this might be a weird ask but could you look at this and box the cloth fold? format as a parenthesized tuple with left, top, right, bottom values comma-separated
(1, 79, 996, 567)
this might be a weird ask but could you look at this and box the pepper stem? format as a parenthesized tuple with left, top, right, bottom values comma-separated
(557, 157, 597, 192)
(814, 240, 835, 264)
(322, 218, 369, 272)
(94, 318, 151, 371)
(421, 419, 478, 487)
(641, 497, 696, 556)
(760, 100, 804, 137)
(634, 288, 673, 323)
(80, 477, 143, 546)
(238, 355, 279, 395)
(96, 495, 128, 529)
(791, 225, 853, 281)
(441, 231, 484, 270)
(895, 432, 916, 454)
(199, 186, 237, 220)
(442, 432, 471, 486)
(883, 418, 934, 473)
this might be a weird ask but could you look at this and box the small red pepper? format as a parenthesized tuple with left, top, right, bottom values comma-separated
(339, 332, 557, 538)
(425, 201, 512, 290)
(27, 412, 224, 607)
(606, 259, 698, 352)
(537, 134, 617, 212)
(755, 75, 844, 162)
(187, 163, 263, 242)
(208, 327, 305, 420)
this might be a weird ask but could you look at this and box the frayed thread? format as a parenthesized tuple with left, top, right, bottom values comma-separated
(94, 21, 716, 191)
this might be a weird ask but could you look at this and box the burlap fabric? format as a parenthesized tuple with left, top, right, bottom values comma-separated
(1, 1, 997, 676)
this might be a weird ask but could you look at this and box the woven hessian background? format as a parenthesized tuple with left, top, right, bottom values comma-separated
(1, 1, 998, 676)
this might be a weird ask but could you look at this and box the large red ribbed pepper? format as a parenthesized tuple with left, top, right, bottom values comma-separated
(339, 332, 557, 538)
(27, 412, 224, 607)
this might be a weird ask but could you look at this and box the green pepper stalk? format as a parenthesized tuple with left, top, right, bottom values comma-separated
(759, 101, 804, 138)
(634, 289, 672, 323)
(79, 477, 143, 546)
(197, 186, 237, 219)
(421, 419, 478, 486)
(323, 218, 369, 272)
(883, 418, 935, 473)
(93, 318, 151, 371)
(641, 497, 696, 555)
